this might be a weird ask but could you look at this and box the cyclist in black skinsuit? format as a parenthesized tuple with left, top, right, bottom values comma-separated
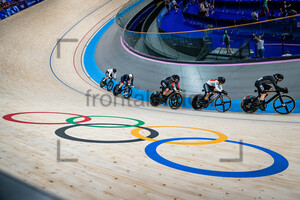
(161, 75, 181, 98)
(119, 74, 134, 89)
(255, 73, 287, 111)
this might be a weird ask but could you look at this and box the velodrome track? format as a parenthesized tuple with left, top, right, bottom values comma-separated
(0, 0, 300, 199)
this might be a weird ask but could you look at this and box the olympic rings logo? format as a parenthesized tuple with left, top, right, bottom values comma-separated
(3, 112, 289, 178)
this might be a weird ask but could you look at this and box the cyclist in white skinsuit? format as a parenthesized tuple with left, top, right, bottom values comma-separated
(102, 68, 117, 83)
(203, 77, 227, 106)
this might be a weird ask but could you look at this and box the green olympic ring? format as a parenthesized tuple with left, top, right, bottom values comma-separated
(66, 115, 145, 128)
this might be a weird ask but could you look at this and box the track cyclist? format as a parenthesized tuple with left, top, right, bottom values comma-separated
(203, 77, 227, 107)
(160, 75, 181, 99)
(102, 68, 117, 83)
(118, 73, 134, 90)
(255, 73, 288, 111)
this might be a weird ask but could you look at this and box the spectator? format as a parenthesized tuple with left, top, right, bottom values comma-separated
(288, 8, 297, 22)
(253, 34, 265, 59)
(172, 0, 179, 13)
(262, 0, 270, 16)
(268, 10, 276, 20)
(204, 0, 210, 17)
(198, 0, 206, 17)
(209, 0, 215, 14)
(223, 30, 232, 54)
(282, 50, 292, 57)
(182, 0, 187, 11)
(280, 0, 290, 18)
(251, 9, 259, 21)
(164, 0, 170, 12)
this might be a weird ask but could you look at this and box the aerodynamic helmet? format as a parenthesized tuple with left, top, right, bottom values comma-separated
(218, 76, 226, 84)
(273, 73, 284, 81)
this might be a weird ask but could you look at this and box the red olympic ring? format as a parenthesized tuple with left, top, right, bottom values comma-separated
(3, 112, 91, 125)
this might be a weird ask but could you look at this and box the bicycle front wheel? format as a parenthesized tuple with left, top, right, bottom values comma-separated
(273, 94, 296, 114)
(214, 95, 232, 112)
(169, 93, 183, 109)
(107, 81, 114, 91)
(123, 87, 132, 99)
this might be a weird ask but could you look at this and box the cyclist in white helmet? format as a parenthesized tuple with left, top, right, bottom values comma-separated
(119, 73, 134, 89)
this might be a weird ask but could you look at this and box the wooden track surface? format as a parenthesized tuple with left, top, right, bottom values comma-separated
(0, 0, 299, 199)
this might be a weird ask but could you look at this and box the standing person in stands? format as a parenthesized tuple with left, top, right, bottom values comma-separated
(262, 0, 270, 16)
(251, 9, 259, 21)
(253, 34, 265, 59)
(172, 0, 179, 13)
(203, 0, 210, 17)
(223, 30, 232, 54)
(198, 0, 206, 17)
(164, 0, 170, 12)
(209, 0, 215, 14)
(280, 0, 290, 18)
(182, 0, 187, 11)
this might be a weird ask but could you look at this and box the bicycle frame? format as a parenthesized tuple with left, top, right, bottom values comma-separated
(256, 90, 281, 105)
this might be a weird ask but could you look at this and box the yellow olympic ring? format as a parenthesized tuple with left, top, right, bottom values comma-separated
(131, 126, 228, 145)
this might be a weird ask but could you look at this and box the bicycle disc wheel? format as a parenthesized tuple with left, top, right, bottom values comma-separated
(107, 81, 114, 91)
(168, 93, 183, 109)
(113, 84, 120, 96)
(100, 78, 106, 88)
(214, 95, 232, 112)
(272, 94, 296, 114)
(191, 95, 204, 111)
(240, 95, 259, 113)
(150, 92, 160, 106)
(123, 87, 132, 99)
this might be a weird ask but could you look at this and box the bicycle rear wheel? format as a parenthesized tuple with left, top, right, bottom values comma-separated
(191, 95, 204, 111)
(240, 95, 259, 113)
(214, 95, 232, 112)
(150, 92, 160, 106)
(273, 94, 296, 114)
(100, 78, 106, 88)
(113, 84, 120, 96)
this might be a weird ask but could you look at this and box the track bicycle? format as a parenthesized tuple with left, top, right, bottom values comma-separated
(113, 84, 133, 99)
(100, 77, 114, 91)
(240, 89, 296, 114)
(191, 90, 232, 112)
(150, 87, 183, 109)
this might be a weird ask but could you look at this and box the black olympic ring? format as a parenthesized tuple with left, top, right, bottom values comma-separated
(55, 123, 159, 143)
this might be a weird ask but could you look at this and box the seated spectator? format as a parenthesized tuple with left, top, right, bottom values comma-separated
(268, 10, 276, 20)
(251, 9, 259, 21)
(172, 0, 179, 13)
(282, 50, 292, 57)
(288, 8, 297, 22)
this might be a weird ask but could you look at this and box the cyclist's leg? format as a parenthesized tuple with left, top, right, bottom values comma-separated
(203, 84, 213, 100)
(119, 76, 125, 89)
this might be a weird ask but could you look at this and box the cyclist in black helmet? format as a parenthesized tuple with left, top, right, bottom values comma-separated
(255, 73, 288, 111)
(161, 74, 181, 98)
(202, 77, 227, 107)
(102, 68, 117, 83)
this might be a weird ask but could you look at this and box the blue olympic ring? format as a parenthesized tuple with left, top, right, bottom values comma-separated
(145, 137, 289, 178)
